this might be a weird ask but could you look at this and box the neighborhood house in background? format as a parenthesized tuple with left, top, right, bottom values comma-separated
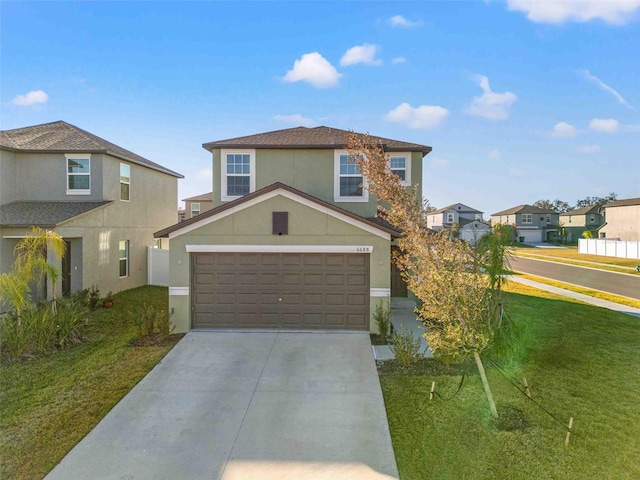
(155, 126, 432, 334)
(182, 192, 213, 220)
(0, 121, 182, 310)
(490, 204, 560, 243)
(598, 197, 640, 241)
(426, 202, 490, 245)
(559, 205, 604, 242)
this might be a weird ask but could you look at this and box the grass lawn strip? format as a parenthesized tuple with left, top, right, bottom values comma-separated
(515, 273, 640, 309)
(380, 282, 640, 479)
(513, 247, 640, 274)
(0, 286, 181, 480)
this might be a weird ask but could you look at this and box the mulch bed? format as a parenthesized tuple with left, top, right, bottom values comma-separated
(131, 333, 185, 347)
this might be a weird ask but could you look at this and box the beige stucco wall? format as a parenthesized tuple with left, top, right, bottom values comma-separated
(185, 200, 213, 219)
(167, 194, 391, 333)
(0, 149, 18, 204)
(600, 205, 640, 241)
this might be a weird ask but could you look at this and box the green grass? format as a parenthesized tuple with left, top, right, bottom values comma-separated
(381, 283, 640, 480)
(513, 246, 640, 274)
(0, 286, 182, 480)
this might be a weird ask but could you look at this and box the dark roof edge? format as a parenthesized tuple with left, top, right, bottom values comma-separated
(155, 182, 401, 238)
(202, 142, 432, 155)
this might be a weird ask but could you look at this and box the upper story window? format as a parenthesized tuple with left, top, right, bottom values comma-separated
(389, 154, 411, 186)
(446, 212, 455, 223)
(546, 214, 551, 223)
(191, 202, 200, 217)
(522, 213, 532, 224)
(221, 149, 255, 201)
(120, 163, 130, 201)
(589, 215, 595, 223)
(334, 150, 368, 203)
(66, 154, 91, 195)
(475, 214, 482, 221)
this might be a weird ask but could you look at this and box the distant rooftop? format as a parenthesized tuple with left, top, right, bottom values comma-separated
(492, 204, 556, 216)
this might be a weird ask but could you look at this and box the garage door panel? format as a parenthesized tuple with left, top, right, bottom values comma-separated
(191, 253, 369, 330)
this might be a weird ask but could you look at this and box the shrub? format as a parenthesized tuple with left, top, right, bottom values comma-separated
(87, 285, 101, 311)
(134, 303, 158, 338)
(0, 313, 30, 361)
(157, 310, 175, 342)
(54, 297, 89, 347)
(390, 324, 422, 367)
(25, 303, 57, 353)
(373, 299, 391, 338)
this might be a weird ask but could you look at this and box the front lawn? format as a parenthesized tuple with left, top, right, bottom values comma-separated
(0, 286, 182, 480)
(513, 246, 640, 273)
(381, 282, 640, 479)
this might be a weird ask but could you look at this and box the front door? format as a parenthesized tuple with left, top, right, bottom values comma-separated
(390, 246, 408, 297)
(62, 240, 72, 296)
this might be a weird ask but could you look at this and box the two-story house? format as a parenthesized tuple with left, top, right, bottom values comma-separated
(182, 192, 214, 220)
(598, 197, 640, 241)
(490, 204, 559, 243)
(155, 126, 431, 333)
(426, 203, 489, 244)
(0, 121, 182, 305)
(559, 205, 604, 242)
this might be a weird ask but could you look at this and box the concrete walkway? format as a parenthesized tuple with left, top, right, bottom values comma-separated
(46, 332, 398, 480)
(508, 276, 640, 317)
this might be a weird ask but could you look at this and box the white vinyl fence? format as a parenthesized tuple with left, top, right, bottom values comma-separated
(578, 238, 640, 260)
(147, 247, 170, 286)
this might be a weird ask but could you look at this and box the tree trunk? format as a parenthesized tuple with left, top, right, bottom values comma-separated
(474, 351, 498, 418)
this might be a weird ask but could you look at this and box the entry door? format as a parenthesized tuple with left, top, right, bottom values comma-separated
(390, 246, 408, 297)
(62, 241, 72, 296)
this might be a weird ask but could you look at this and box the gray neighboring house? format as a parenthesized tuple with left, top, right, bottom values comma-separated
(598, 197, 640, 241)
(559, 205, 604, 242)
(0, 120, 182, 308)
(491, 204, 559, 243)
(426, 203, 484, 231)
(182, 192, 213, 220)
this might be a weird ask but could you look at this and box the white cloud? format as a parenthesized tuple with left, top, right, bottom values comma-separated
(392, 56, 407, 65)
(274, 114, 315, 127)
(283, 52, 342, 89)
(552, 122, 578, 138)
(389, 15, 422, 28)
(12, 90, 49, 106)
(488, 149, 501, 161)
(589, 118, 619, 133)
(466, 75, 517, 120)
(430, 157, 450, 168)
(340, 44, 382, 67)
(505, 0, 640, 25)
(580, 70, 635, 110)
(508, 168, 527, 177)
(385, 102, 450, 130)
(577, 144, 601, 154)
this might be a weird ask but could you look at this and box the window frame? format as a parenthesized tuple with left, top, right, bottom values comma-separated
(191, 202, 200, 217)
(388, 153, 411, 186)
(120, 163, 131, 202)
(66, 154, 91, 195)
(119, 240, 129, 278)
(446, 212, 455, 223)
(522, 213, 533, 224)
(221, 149, 256, 201)
(334, 150, 369, 203)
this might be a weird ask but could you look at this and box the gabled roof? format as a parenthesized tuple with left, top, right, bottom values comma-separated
(155, 182, 401, 239)
(182, 192, 213, 202)
(202, 126, 432, 155)
(491, 204, 556, 216)
(430, 203, 482, 215)
(0, 201, 113, 228)
(602, 197, 640, 208)
(559, 205, 602, 216)
(0, 121, 183, 178)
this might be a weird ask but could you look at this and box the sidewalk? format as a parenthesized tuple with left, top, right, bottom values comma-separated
(508, 276, 640, 317)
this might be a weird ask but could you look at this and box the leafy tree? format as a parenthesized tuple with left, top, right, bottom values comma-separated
(582, 230, 593, 239)
(533, 199, 570, 213)
(347, 132, 515, 418)
(0, 227, 66, 316)
(574, 193, 617, 209)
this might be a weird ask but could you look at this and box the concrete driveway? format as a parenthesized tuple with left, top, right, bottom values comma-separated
(45, 332, 398, 480)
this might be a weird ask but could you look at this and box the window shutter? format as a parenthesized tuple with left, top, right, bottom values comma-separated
(273, 212, 288, 235)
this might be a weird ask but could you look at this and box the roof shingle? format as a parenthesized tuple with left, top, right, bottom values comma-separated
(0, 201, 113, 228)
(491, 204, 556, 216)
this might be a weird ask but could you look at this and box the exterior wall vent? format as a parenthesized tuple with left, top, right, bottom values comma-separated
(273, 212, 288, 235)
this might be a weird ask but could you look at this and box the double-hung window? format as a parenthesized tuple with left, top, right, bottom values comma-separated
(66, 154, 91, 195)
(191, 202, 200, 217)
(389, 154, 411, 186)
(334, 150, 368, 202)
(446, 213, 455, 223)
(522, 213, 532, 224)
(119, 240, 129, 278)
(120, 163, 130, 201)
(221, 149, 255, 201)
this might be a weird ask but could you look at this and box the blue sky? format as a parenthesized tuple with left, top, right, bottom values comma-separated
(2, 1, 639, 214)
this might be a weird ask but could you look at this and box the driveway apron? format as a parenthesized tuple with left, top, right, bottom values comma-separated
(45, 332, 398, 480)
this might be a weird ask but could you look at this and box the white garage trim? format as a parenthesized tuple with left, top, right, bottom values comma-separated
(169, 287, 189, 296)
(370, 288, 391, 297)
(168, 188, 391, 241)
(185, 245, 374, 254)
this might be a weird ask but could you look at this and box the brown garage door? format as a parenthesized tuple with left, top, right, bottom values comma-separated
(191, 252, 369, 330)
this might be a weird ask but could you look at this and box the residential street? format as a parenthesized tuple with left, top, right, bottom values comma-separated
(510, 256, 640, 300)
